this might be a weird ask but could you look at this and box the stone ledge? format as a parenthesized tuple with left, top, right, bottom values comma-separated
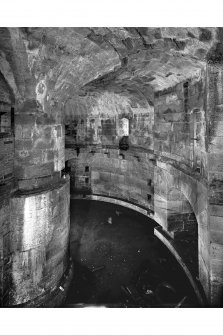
(71, 193, 154, 218)
(12, 175, 70, 198)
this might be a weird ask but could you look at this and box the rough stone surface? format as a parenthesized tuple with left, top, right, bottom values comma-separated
(67, 147, 155, 213)
(2, 27, 223, 306)
(5, 177, 70, 306)
(0, 135, 14, 185)
(15, 112, 65, 189)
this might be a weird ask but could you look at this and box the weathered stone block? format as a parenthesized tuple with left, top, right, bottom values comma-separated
(6, 177, 70, 306)
(210, 230, 223, 245)
(210, 259, 223, 282)
(208, 153, 223, 172)
(210, 204, 223, 217)
(210, 215, 223, 231)
(211, 242, 223, 260)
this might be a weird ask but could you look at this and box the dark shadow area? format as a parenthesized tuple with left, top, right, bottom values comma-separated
(63, 200, 199, 307)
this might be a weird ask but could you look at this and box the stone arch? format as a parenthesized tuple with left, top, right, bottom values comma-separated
(166, 187, 198, 241)
(154, 162, 209, 301)
(154, 178, 199, 268)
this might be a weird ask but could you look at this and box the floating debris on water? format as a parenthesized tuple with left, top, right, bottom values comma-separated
(107, 217, 112, 224)
(91, 265, 105, 273)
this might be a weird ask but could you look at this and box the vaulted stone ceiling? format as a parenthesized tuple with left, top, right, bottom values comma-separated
(0, 27, 222, 118)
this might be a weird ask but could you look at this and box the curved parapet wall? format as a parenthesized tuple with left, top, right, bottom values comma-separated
(74, 194, 150, 217)
(6, 177, 70, 306)
(67, 146, 155, 214)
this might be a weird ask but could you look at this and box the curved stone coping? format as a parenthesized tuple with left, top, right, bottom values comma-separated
(7, 259, 73, 308)
(12, 175, 70, 198)
(71, 193, 154, 219)
(154, 226, 207, 306)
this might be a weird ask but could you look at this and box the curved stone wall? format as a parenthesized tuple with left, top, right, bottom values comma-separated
(6, 177, 70, 306)
(15, 111, 65, 190)
(154, 161, 208, 293)
(68, 146, 155, 214)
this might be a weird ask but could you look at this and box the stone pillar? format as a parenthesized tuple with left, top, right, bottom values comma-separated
(0, 188, 12, 307)
(8, 180, 70, 306)
(0, 103, 14, 306)
(5, 100, 72, 307)
(206, 64, 223, 305)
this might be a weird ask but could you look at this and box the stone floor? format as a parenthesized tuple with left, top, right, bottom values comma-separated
(63, 200, 199, 307)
